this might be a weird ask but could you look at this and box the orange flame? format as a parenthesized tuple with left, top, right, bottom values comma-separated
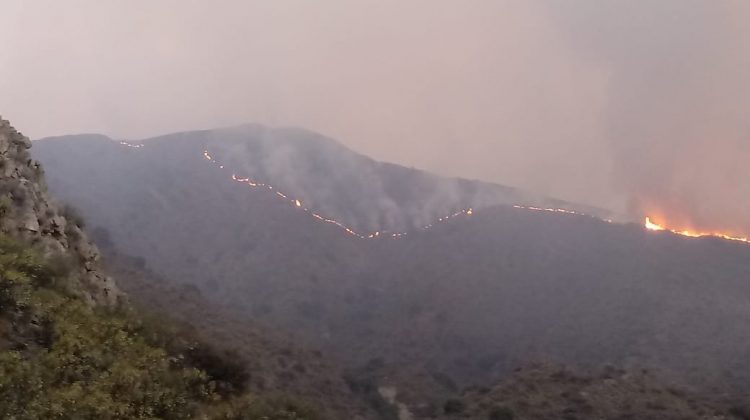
(644, 217, 665, 232)
(201, 149, 481, 239)
(117, 144, 622, 241)
(644, 217, 749, 244)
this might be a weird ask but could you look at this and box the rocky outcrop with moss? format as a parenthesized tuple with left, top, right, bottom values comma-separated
(0, 117, 329, 418)
(0, 117, 120, 305)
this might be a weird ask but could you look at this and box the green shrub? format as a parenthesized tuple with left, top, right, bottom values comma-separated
(0, 234, 49, 309)
(201, 395, 323, 420)
(0, 234, 319, 419)
(0, 242, 209, 419)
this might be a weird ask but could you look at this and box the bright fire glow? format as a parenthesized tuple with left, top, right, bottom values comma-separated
(644, 217, 665, 231)
(513, 205, 591, 218)
(119, 141, 144, 149)
(644, 217, 749, 244)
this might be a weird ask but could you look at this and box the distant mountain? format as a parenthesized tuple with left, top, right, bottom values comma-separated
(34, 124, 606, 235)
(33, 125, 750, 415)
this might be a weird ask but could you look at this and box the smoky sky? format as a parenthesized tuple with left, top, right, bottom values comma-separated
(1, 1, 749, 234)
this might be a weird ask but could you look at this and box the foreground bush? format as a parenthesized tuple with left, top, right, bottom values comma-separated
(0, 234, 319, 419)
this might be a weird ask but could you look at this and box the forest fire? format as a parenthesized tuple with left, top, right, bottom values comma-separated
(119, 141, 144, 149)
(644, 217, 749, 244)
(121, 141, 615, 241)
(513, 205, 587, 216)
(201, 148, 475, 239)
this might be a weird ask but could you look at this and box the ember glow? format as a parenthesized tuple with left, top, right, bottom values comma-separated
(513, 205, 586, 216)
(202, 148, 475, 239)
(119, 140, 615, 241)
(644, 217, 750, 244)
(119, 141, 144, 149)
(644, 217, 665, 232)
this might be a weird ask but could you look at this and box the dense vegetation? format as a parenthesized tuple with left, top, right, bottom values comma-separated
(443, 365, 739, 420)
(0, 234, 320, 419)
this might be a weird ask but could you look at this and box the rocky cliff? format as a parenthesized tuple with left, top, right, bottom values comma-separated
(0, 117, 120, 305)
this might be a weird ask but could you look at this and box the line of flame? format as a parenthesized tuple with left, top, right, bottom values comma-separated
(119, 141, 632, 241)
(512, 205, 588, 217)
(644, 217, 749, 244)
(119, 141, 144, 149)
(512, 205, 614, 224)
(203, 149, 474, 239)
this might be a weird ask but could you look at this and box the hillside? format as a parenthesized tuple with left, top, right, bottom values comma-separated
(1, 118, 385, 419)
(103, 250, 380, 419)
(439, 364, 740, 420)
(33, 126, 750, 415)
(33, 125, 608, 236)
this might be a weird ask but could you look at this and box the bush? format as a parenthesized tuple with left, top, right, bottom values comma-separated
(61, 204, 86, 228)
(0, 234, 319, 419)
(431, 371, 459, 392)
(730, 404, 750, 420)
(202, 395, 323, 420)
(45, 252, 78, 279)
(0, 234, 50, 309)
(489, 405, 515, 420)
(0, 195, 12, 217)
(0, 234, 210, 419)
(185, 344, 250, 395)
(444, 398, 467, 414)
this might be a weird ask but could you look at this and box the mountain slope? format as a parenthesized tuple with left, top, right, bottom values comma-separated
(33, 126, 750, 413)
(35, 125, 607, 235)
(103, 250, 380, 419)
(2, 118, 387, 419)
(1, 117, 336, 418)
(440, 364, 738, 420)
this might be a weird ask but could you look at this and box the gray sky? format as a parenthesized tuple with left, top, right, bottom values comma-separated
(2, 1, 749, 235)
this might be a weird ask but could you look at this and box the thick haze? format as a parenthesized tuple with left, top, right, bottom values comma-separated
(1, 1, 749, 234)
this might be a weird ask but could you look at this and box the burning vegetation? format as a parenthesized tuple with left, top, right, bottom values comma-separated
(201, 145, 475, 239)
(130, 142, 750, 247)
(644, 216, 749, 244)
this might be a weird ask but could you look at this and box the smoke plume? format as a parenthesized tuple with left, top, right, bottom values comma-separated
(548, 0, 750, 235)
(2, 1, 749, 235)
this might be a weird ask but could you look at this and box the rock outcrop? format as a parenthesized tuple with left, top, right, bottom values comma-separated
(0, 117, 121, 305)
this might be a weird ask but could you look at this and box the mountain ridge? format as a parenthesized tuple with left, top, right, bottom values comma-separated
(35, 124, 614, 234)
(32, 125, 750, 416)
